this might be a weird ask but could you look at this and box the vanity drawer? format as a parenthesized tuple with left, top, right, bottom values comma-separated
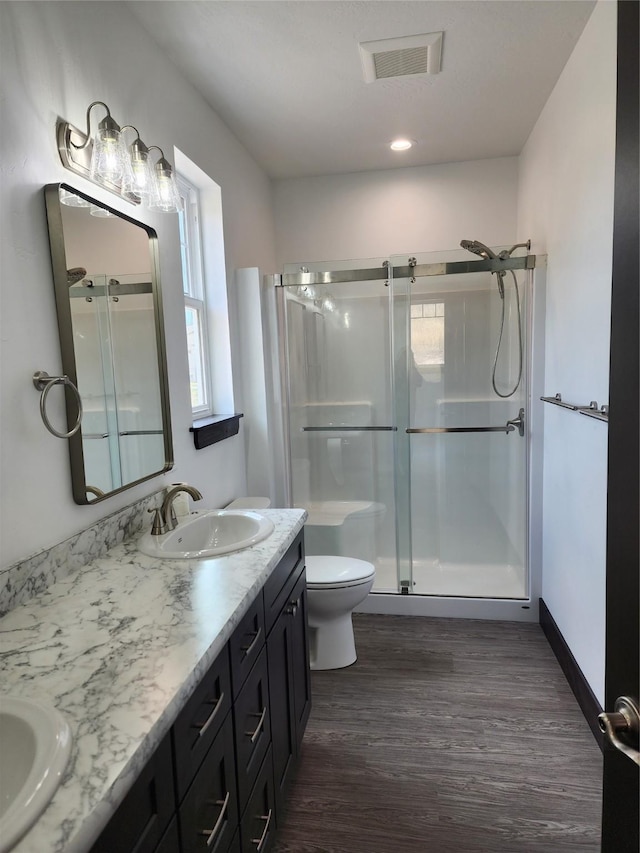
(233, 647, 271, 812)
(154, 817, 180, 853)
(239, 748, 276, 853)
(263, 532, 304, 633)
(178, 712, 238, 853)
(90, 732, 175, 853)
(173, 650, 232, 800)
(228, 592, 265, 698)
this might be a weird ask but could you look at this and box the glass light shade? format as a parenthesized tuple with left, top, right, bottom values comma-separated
(59, 189, 91, 208)
(149, 158, 182, 212)
(89, 118, 127, 183)
(89, 205, 115, 218)
(122, 139, 155, 198)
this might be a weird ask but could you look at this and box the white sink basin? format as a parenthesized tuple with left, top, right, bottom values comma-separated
(0, 696, 72, 853)
(137, 510, 275, 559)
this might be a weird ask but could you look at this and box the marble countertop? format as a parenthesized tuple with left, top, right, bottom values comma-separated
(0, 508, 306, 853)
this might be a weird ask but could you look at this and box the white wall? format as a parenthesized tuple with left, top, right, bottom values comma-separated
(517, 0, 616, 705)
(274, 157, 519, 266)
(0, 1, 276, 569)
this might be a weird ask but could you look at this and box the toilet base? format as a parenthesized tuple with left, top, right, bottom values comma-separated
(309, 613, 357, 670)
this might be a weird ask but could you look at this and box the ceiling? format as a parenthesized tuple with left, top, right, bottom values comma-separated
(127, 0, 596, 179)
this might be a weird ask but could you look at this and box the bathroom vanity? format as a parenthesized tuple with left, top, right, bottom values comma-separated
(0, 509, 308, 853)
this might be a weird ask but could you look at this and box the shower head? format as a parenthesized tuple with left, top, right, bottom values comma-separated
(460, 240, 505, 298)
(460, 239, 498, 260)
(67, 267, 87, 287)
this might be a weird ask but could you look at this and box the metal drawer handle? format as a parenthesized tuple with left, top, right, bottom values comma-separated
(286, 597, 300, 616)
(245, 707, 267, 744)
(241, 627, 262, 658)
(200, 791, 230, 847)
(195, 692, 225, 738)
(251, 808, 273, 852)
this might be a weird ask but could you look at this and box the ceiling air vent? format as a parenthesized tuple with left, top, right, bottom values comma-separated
(359, 32, 443, 83)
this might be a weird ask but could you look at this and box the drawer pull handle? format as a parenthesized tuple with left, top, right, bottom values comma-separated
(286, 597, 300, 616)
(195, 692, 225, 738)
(251, 808, 273, 852)
(245, 706, 267, 744)
(241, 627, 262, 658)
(200, 790, 230, 847)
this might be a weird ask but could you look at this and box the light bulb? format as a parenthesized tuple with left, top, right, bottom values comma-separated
(390, 138, 413, 151)
(90, 114, 127, 183)
(122, 137, 155, 198)
(149, 156, 182, 212)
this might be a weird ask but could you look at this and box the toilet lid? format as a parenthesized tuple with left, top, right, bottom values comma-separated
(306, 555, 375, 588)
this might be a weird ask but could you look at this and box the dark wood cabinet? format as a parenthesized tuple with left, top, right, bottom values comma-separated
(229, 592, 266, 698)
(172, 650, 232, 802)
(89, 530, 309, 853)
(239, 748, 276, 853)
(267, 567, 311, 822)
(155, 818, 180, 853)
(233, 646, 272, 811)
(178, 713, 238, 853)
(89, 733, 175, 853)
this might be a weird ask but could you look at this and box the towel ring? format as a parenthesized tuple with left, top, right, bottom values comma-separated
(32, 370, 83, 439)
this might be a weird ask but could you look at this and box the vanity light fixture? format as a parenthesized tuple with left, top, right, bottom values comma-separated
(57, 101, 180, 212)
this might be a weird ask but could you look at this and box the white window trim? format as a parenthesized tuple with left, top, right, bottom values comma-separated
(178, 174, 213, 418)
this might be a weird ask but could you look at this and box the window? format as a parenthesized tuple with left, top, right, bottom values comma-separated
(410, 301, 445, 366)
(177, 175, 211, 415)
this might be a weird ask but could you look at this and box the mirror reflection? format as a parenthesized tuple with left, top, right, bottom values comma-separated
(45, 184, 173, 503)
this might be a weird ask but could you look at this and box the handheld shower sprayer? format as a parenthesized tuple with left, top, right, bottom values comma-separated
(459, 239, 498, 260)
(67, 267, 87, 287)
(460, 240, 505, 298)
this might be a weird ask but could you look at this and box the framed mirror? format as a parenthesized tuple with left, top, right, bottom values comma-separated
(44, 183, 173, 504)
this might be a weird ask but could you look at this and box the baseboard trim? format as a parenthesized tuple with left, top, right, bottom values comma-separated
(539, 598, 604, 751)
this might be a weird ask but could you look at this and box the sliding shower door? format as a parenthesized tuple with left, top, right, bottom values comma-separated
(281, 260, 399, 591)
(392, 251, 529, 599)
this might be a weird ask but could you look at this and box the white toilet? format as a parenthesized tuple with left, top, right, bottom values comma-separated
(305, 556, 375, 671)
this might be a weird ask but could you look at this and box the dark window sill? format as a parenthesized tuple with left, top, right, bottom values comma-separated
(189, 413, 243, 450)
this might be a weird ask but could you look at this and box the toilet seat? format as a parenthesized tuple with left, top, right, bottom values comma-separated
(306, 555, 375, 589)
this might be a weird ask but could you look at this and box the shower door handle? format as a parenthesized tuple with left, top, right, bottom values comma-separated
(407, 425, 514, 434)
(407, 410, 525, 437)
(302, 426, 397, 431)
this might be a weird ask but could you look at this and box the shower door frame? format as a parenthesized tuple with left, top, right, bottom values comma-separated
(269, 251, 543, 623)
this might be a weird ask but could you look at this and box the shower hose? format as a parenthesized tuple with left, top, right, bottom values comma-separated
(492, 269, 523, 398)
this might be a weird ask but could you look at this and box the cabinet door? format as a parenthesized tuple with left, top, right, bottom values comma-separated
(263, 533, 304, 633)
(179, 712, 239, 853)
(154, 817, 180, 853)
(240, 749, 276, 853)
(266, 603, 296, 821)
(289, 571, 312, 750)
(234, 647, 271, 812)
(90, 733, 175, 853)
(173, 650, 232, 801)
(229, 593, 265, 699)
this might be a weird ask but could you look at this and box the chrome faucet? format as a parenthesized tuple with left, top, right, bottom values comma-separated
(159, 484, 203, 532)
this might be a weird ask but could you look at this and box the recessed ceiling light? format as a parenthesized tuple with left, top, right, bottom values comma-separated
(390, 138, 413, 151)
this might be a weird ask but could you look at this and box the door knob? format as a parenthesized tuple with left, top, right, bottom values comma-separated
(598, 696, 640, 766)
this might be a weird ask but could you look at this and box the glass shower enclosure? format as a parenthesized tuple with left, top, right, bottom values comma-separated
(277, 248, 533, 602)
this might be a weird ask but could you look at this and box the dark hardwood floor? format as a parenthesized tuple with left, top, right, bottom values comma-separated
(273, 614, 602, 853)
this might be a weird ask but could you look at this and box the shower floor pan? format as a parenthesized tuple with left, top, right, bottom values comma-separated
(373, 557, 526, 599)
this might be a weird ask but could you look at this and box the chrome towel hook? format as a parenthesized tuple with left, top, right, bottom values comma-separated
(32, 370, 83, 438)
